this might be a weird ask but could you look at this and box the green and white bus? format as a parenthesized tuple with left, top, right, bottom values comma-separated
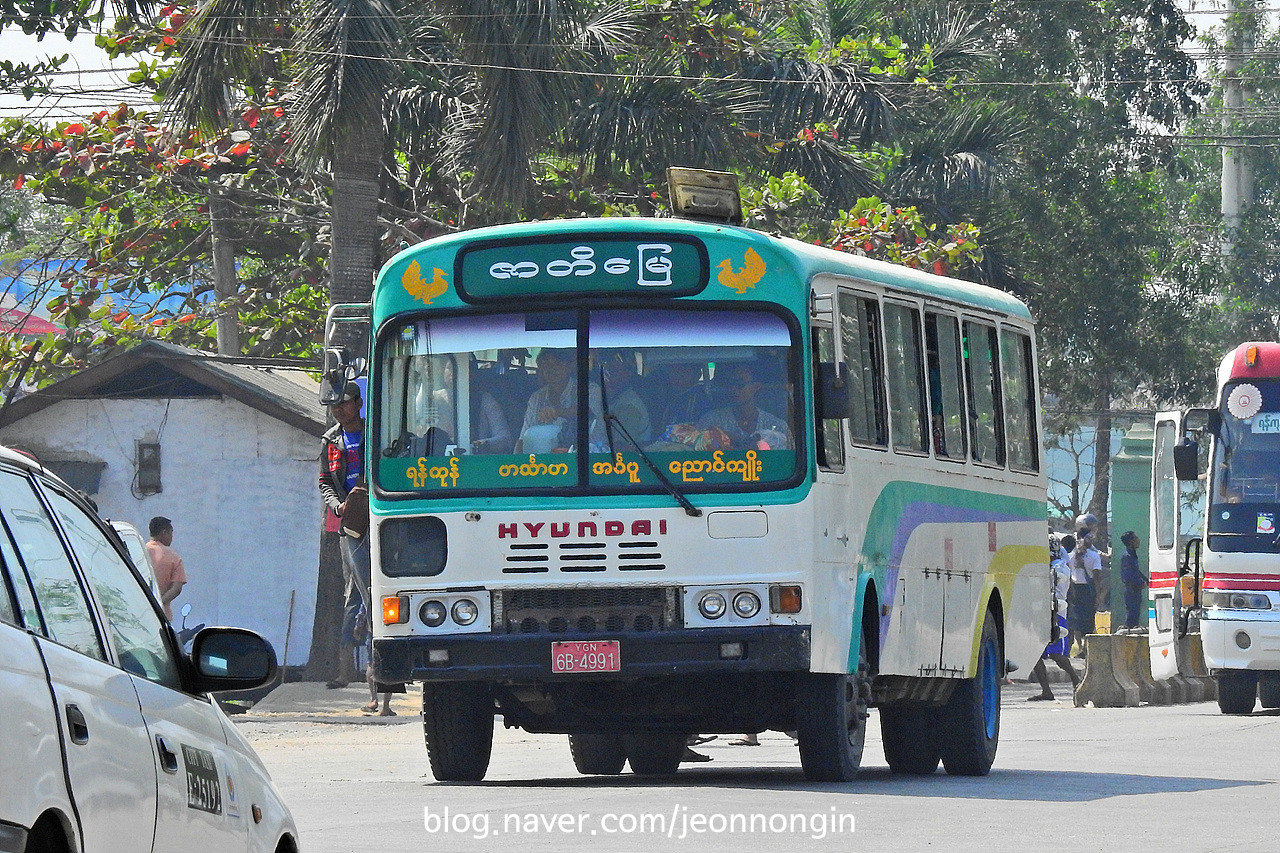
(336, 193, 1049, 782)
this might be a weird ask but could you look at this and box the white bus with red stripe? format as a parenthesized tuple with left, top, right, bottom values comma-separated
(1152, 342, 1280, 713)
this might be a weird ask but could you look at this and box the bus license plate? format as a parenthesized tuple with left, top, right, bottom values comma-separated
(551, 640, 620, 673)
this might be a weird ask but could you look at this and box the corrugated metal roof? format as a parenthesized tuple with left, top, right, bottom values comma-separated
(0, 340, 327, 435)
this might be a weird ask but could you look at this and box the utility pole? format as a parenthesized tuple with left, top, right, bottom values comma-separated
(209, 192, 241, 356)
(1221, 0, 1257, 257)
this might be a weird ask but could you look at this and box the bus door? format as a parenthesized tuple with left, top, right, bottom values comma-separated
(1150, 412, 1184, 679)
(810, 295, 859, 674)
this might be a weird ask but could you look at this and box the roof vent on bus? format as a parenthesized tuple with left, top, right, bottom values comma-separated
(666, 167, 743, 225)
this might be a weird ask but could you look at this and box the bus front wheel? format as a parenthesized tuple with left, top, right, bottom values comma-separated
(1217, 671, 1258, 714)
(625, 733, 686, 775)
(938, 610, 1001, 776)
(795, 641, 871, 782)
(569, 734, 627, 775)
(422, 682, 494, 781)
(879, 703, 940, 775)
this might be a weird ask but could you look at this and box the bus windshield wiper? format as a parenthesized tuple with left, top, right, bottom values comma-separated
(601, 409, 702, 518)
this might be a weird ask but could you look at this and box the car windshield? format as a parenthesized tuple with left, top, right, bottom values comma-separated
(375, 308, 799, 494)
(1208, 379, 1280, 550)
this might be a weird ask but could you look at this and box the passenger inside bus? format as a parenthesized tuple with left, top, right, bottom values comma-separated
(515, 348, 601, 454)
(595, 349, 653, 446)
(697, 363, 791, 450)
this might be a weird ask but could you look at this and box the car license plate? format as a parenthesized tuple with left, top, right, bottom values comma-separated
(551, 640, 620, 673)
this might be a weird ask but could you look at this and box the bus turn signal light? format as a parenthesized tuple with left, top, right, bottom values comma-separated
(1246, 345, 1260, 367)
(383, 595, 409, 625)
(770, 585, 803, 614)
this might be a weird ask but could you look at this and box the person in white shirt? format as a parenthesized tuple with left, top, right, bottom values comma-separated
(1066, 530, 1104, 656)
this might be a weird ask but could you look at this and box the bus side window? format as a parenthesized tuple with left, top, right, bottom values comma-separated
(813, 325, 844, 470)
(963, 320, 1005, 466)
(924, 312, 967, 460)
(1000, 328, 1039, 472)
(884, 303, 928, 454)
(838, 292, 887, 448)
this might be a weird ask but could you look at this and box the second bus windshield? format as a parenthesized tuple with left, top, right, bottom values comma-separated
(377, 308, 798, 494)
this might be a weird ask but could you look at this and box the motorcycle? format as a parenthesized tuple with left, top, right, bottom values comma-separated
(176, 602, 206, 653)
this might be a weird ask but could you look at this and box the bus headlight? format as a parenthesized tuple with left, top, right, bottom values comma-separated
(451, 599, 479, 626)
(698, 592, 727, 619)
(733, 591, 761, 619)
(420, 600, 447, 627)
(1204, 592, 1272, 610)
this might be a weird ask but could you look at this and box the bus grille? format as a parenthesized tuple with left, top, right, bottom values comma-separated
(502, 541, 666, 574)
(493, 587, 681, 634)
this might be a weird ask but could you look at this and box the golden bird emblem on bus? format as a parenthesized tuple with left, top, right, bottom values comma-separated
(403, 260, 450, 304)
(717, 248, 766, 294)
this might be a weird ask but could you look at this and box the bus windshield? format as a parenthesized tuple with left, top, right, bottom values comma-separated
(376, 307, 799, 495)
(1208, 378, 1280, 549)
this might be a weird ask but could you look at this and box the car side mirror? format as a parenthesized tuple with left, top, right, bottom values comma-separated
(189, 627, 278, 693)
(816, 361, 852, 420)
(1173, 439, 1200, 481)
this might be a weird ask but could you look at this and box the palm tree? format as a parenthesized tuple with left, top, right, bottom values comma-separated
(166, 0, 404, 313)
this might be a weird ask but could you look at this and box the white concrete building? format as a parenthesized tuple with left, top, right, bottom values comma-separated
(0, 341, 327, 666)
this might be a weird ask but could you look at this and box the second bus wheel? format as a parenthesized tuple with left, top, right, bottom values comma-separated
(1217, 670, 1258, 715)
(938, 610, 1001, 776)
(795, 641, 871, 782)
(1258, 675, 1280, 709)
(879, 703, 940, 775)
(569, 733, 627, 775)
(625, 732, 686, 776)
(422, 682, 495, 781)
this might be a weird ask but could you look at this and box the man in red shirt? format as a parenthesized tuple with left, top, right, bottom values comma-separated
(145, 516, 187, 621)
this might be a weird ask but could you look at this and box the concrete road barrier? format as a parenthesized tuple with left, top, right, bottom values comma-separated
(1074, 634, 1140, 708)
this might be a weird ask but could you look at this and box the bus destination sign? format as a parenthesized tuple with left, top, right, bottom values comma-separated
(456, 235, 707, 300)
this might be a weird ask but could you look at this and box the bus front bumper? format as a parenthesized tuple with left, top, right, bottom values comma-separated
(1201, 613, 1280, 671)
(373, 625, 811, 684)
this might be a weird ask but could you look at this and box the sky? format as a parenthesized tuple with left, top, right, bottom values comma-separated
(0, 26, 154, 122)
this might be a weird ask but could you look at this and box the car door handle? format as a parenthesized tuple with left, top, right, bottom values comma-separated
(155, 735, 180, 774)
(65, 704, 89, 745)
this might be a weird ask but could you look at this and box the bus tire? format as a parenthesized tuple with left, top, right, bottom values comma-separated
(422, 682, 494, 781)
(938, 610, 1001, 776)
(1217, 671, 1258, 715)
(625, 733, 686, 776)
(879, 703, 940, 775)
(569, 734, 626, 775)
(1258, 675, 1280, 709)
(795, 641, 871, 782)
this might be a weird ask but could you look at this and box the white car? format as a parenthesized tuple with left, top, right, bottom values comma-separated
(0, 445, 300, 853)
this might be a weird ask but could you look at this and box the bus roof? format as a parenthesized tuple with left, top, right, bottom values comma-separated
(378, 217, 1033, 322)
(1219, 342, 1280, 386)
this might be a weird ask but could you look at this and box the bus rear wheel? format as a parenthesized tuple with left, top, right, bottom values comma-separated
(626, 733, 686, 776)
(422, 682, 494, 781)
(1258, 675, 1280, 709)
(569, 734, 627, 775)
(879, 703, 940, 775)
(1217, 671, 1258, 715)
(938, 610, 1001, 776)
(795, 642, 871, 782)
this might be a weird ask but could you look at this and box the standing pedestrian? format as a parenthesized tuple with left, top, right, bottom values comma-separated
(1119, 531, 1148, 630)
(318, 381, 392, 712)
(1029, 535, 1082, 700)
(1066, 530, 1103, 657)
(145, 516, 186, 622)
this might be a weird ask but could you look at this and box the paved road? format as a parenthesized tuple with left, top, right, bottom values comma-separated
(236, 681, 1280, 853)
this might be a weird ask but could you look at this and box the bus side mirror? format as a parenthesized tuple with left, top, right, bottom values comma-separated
(816, 362, 852, 420)
(1173, 439, 1200, 481)
(1184, 407, 1220, 437)
(319, 346, 368, 405)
